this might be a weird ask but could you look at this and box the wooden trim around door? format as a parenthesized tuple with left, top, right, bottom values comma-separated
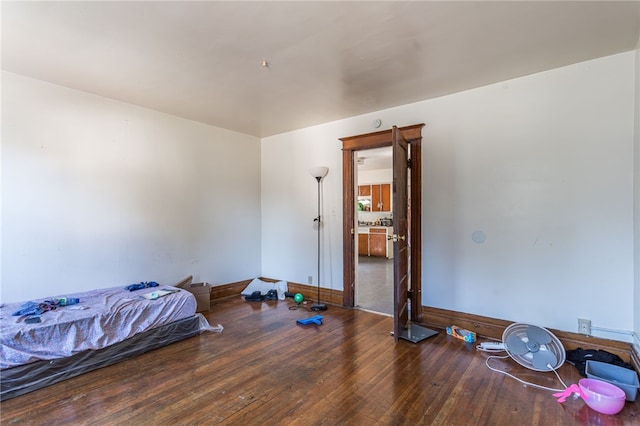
(409, 135, 422, 323)
(340, 124, 425, 321)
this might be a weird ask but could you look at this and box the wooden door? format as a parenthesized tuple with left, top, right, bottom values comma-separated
(392, 126, 410, 342)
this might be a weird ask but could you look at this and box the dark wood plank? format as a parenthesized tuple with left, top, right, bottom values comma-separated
(421, 305, 637, 365)
(1, 297, 639, 425)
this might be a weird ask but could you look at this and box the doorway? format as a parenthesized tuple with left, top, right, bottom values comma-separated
(340, 124, 424, 325)
(355, 147, 394, 315)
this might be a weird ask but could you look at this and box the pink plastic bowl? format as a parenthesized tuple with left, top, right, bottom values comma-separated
(579, 378, 626, 415)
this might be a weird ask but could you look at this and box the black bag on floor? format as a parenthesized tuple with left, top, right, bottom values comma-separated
(245, 291, 264, 302)
(566, 348, 634, 376)
(264, 289, 278, 300)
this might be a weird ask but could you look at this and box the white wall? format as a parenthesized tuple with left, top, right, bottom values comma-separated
(421, 52, 635, 341)
(260, 129, 343, 288)
(1, 71, 262, 303)
(262, 52, 637, 340)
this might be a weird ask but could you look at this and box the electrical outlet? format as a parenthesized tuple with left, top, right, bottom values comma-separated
(308, 276, 313, 285)
(578, 318, 591, 335)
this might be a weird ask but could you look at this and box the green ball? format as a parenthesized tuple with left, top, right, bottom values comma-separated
(294, 293, 304, 304)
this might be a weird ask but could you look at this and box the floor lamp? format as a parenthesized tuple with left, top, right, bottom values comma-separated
(309, 166, 329, 311)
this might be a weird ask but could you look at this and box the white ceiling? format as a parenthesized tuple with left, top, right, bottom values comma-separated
(2, 1, 639, 138)
(358, 147, 392, 171)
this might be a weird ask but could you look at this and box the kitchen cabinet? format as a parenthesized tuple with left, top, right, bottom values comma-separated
(358, 233, 369, 255)
(372, 184, 390, 212)
(358, 185, 371, 197)
(357, 227, 393, 259)
(359, 183, 391, 212)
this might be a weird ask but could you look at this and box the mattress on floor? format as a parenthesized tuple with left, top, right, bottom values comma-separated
(0, 285, 197, 370)
(0, 314, 201, 400)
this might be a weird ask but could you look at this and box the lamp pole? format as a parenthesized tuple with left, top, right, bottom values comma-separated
(309, 166, 328, 311)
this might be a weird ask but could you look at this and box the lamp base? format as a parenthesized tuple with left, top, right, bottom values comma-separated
(310, 303, 327, 311)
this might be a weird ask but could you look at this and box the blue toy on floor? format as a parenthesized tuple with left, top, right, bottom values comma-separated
(296, 315, 323, 325)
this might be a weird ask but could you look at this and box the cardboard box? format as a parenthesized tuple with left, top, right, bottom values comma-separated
(177, 281, 211, 312)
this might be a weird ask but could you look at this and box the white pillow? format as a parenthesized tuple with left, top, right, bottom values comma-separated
(274, 280, 288, 300)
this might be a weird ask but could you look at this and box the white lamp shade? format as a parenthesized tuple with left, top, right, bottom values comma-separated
(309, 166, 329, 179)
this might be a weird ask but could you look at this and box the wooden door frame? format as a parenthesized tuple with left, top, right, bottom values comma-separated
(340, 123, 424, 322)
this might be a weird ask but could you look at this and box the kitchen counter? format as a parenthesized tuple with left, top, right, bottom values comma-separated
(357, 226, 393, 234)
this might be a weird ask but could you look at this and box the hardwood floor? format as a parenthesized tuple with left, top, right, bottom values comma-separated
(2, 296, 639, 425)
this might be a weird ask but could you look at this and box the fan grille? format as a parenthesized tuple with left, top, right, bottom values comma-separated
(502, 323, 565, 372)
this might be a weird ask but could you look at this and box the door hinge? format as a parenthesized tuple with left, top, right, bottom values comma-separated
(407, 159, 412, 169)
(408, 290, 414, 299)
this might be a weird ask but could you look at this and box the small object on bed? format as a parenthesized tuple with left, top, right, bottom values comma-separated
(47, 297, 80, 307)
(12, 297, 80, 318)
(125, 281, 159, 291)
(141, 289, 180, 300)
(12, 301, 45, 317)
